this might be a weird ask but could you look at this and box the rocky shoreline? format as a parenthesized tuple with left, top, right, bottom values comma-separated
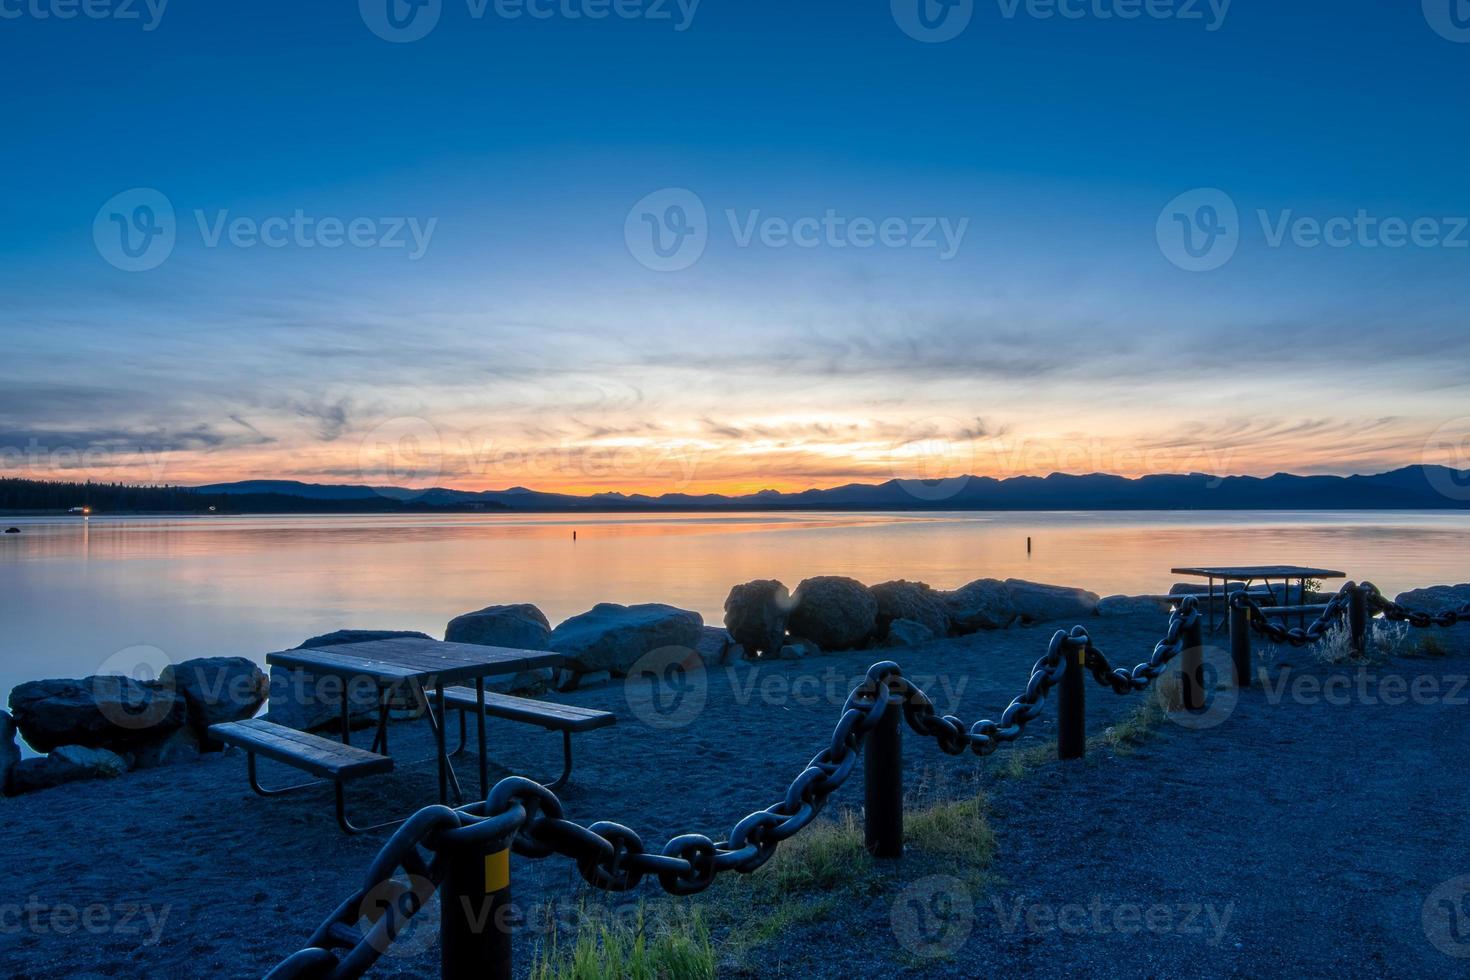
(4, 575, 1466, 801)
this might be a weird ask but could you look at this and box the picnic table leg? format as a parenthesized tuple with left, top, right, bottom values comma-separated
(371, 684, 390, 755)
(476, 678, 488, 801)
(435, 681, 448, 805)
(340, 682, 350, 747)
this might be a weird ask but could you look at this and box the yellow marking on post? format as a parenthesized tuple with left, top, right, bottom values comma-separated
(485, 849, 510, 893)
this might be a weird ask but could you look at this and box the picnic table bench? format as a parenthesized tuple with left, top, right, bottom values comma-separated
(210, 637, 614, 833)
(1172, 565, 1346, 631)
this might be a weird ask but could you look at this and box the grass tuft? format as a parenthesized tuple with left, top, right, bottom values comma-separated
(528, 905, 715, 980)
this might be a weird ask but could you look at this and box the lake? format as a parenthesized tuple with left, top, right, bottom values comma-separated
(2, 510, 1468, 703)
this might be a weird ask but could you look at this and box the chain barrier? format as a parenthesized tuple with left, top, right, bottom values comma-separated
(271, 584, 1463, 977)
(1362, 582, 1470, 629)
(1229, 581, 1355, 647)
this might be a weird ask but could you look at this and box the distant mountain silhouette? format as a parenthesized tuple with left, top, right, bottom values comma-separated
(190, 467, 1470, 511)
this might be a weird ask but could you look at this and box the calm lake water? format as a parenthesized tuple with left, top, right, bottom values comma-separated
(2, 510, 1468, 702)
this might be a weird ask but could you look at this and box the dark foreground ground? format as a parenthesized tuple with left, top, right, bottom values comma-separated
(3, 613, 1467, 978)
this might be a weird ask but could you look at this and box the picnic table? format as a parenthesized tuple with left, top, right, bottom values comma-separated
(266, 637, 563, 804)
(1171, 565, 1346, 631)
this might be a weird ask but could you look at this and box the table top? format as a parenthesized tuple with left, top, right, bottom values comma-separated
(1171, 565, 1346, 580)
(267, 637, 563, 686)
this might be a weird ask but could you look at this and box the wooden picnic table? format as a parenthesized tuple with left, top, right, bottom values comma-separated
(266, 638, 563, 805)
(1171, 565, 1346, 631)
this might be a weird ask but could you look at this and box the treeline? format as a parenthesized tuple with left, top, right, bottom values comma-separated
(0, 479, 506, 515)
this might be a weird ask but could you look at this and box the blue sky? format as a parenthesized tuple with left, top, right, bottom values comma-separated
(1, 0, 1468, 492)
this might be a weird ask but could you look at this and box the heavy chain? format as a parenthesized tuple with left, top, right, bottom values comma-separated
(1082, 596, 1202, 694)
(890, 630, 1076, 756)
(1232, 582, 1355, 647)
(1363, 582, 1470, 629)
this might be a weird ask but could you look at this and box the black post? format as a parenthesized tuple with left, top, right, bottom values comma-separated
(1182, 616, 1205, 712)
(441, 839, 513, 980)
(1229, 600, 1251, 689)
(1348, 584, 1368, 659)
(1057, 643, 1086, 760)
(863, 688, 903, 859)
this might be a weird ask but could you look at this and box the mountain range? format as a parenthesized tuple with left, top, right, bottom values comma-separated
(192, 466, 1470, 511)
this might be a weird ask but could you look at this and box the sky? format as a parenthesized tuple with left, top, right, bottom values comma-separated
(1, 0, 1468, 495)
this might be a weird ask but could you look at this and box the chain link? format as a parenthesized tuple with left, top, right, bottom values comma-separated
(1362, 582, 1470, 629)
(1231, 582, 1355, 647)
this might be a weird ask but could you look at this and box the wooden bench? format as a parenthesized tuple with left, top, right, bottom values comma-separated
(209, 719, 395, 834)
(435, 689, 616, 791)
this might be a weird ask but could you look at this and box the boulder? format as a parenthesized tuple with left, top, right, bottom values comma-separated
(446, 606, 555, 694)
(550, 603, 704, 677)
(10, 745, 128, 794)
(788, 577, 878, 651)
(883, 619, 937, 648)
(3, 527, 18, 534)
(779, 638, 821, 661)
(1004, 579, 1101, 624)
(723, 580, 792, 658)
(8, 676, 186, 754)
(1097, 595, 1173, 618)
(0, 711, 18, 795)
(131, 727, 202, 769)
(160, 657, 267, 733)
(871, 581, 950, 639)
(1395, 584, 1470, 612)
(695, 626, 734, 665)
(446, 604, 552, 650)
(266, 630, 431, 732)
(942, 578, 1018, 633)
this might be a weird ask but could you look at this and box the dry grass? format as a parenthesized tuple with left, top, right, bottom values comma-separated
(528, 905, 715, 980)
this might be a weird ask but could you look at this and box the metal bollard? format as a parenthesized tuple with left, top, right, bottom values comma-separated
(1228, 600, 1251, 689)
(863, 686, 903, 859)
(1348, 584, 1368, 658)
(441, 838, 513, 980)
(1057, 642, 1086, 760)
(1181, 616, 1205, 712)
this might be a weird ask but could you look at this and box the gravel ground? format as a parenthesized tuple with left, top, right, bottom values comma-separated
(3, 613, 1467, 978)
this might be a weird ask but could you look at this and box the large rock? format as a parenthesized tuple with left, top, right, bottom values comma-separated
(942, 578, 1018, 633)
(0, 711, 18, 796)
(160, 657, 267, 732)
(1395, 584, 1470, 612)
(131, 727, 202, 769)
(696, 626, 734, 665)
(550, 603, 704, 677)
(446, 606, 554, 694)
(883, 619, 937, 648)
(723, 580, 792, 658)
(1097, 595, 1173, 618)
(10, 745, 128, 794)
(788, 577, 878, 651)
(446, 604, 552, 650)
(871, 580, 950, 639)
(8, 676, 185, 754)
(1004, 579, 1100, 624)
(266, 630, 431, 732)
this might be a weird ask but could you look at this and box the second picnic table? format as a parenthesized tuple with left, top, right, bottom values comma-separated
(1171, 564, 1346, 631)
(266, 637, 563, 804)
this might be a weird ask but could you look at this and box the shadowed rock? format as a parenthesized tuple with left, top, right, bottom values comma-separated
(10, 745, 128, 794)
(871, 580, 950, 639)
(160, 657, 268, 733)
(1097, 595, 1173, 618)
(446, 605, 555, 693)
(551, 603, 704, 677)
(1004, 579, 1101, 624)
(883, 618, 937, 648)
(723, 580, 792, 658)
(0, 711, 17, 795)
(8, 676, 185, 754)
(788, 577, 878, 651)
(942, 578, 1018, 632)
